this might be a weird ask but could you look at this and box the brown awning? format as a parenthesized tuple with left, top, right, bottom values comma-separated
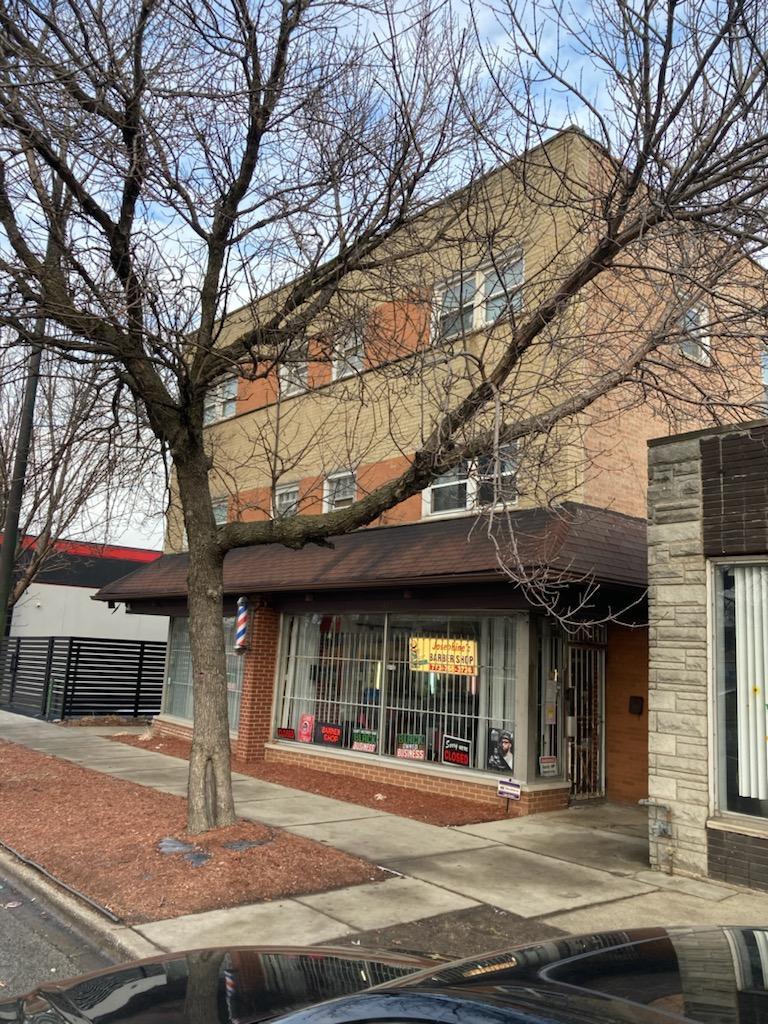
(94, 502, 647, 603)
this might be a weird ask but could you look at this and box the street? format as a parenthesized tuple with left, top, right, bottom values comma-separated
(0, 871, 114, 1001)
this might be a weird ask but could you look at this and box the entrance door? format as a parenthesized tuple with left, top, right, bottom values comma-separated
(566, 645, 605, 799)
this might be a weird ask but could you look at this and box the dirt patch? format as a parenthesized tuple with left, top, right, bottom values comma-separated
(0, 739, 385, 925)
(112, 733, 509, 827)
(330, 905, 565, 959)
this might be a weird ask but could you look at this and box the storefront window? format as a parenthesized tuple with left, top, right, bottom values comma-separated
(164, 616, 244, 730)
(274, 612, 519, 773)
(715, 564, 768, 818)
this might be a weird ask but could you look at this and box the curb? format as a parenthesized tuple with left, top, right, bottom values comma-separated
(0, 847, 165, 963)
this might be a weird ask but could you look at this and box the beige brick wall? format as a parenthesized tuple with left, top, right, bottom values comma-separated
(647, 435, 709, 877)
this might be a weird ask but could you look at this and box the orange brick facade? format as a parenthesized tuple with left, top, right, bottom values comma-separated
(233, 604, 281, 761)
(604, 623, 649, 803)
(264, 745, 570, 814)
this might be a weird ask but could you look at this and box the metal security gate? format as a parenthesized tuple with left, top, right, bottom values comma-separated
(567, 644, 605, 799)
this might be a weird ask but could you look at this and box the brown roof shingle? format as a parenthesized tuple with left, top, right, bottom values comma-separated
(94, 502, 647, 604)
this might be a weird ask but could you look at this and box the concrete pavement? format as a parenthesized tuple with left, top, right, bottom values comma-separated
(0, 865, 113, 999)
(5, 709, 768, 956)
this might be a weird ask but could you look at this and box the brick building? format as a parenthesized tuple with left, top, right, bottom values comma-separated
(96, 131, 763, 817)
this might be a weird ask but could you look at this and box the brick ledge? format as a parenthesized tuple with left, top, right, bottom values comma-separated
(264, 740, 570, 792)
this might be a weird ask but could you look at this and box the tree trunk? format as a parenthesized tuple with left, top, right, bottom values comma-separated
(176, 457, 237, 835)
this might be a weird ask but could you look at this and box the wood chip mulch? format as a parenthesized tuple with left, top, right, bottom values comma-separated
(0, 739, 385, 925)
(111, 733, 508, 827)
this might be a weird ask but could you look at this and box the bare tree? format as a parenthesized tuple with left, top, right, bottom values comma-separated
(0, 0, 766, 833)
(0, 343, 158, 611)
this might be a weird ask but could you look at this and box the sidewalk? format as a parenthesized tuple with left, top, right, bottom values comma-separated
(4, 709, 768, 958)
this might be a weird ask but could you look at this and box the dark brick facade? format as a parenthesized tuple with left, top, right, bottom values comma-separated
(701, 424, 768, 557)
(707, 827, 768, 892)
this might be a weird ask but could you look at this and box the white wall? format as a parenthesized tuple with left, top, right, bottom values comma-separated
(10, 582, 168, 641)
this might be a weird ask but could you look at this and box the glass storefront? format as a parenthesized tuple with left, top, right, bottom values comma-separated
(274, 612, 521, 774)
(164, 616, 244, 730)
(715, 564, 768, 818)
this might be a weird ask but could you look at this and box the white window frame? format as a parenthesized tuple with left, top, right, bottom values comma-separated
(278, 343, 308, 397)
(422, 446, 518, 518)
(679, 305, 711, 366)
(331, 332, 365, 381)
(274, 483, 300, 518)
(434, 251, 524, 342)
(711, 557, 768, 822)
(323, 470, 356, 512)
(422, 461, 472, 518)
(211, 497, 228, 526)
(203, 376, 238, 425)
(475, 446, 519, 508)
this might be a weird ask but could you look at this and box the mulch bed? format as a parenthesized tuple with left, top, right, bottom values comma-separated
(111, 732, 508, 827)
(0, 739, 385, 925)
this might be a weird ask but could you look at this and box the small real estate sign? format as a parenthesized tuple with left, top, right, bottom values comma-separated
(441, 734, 472, 768)
(539, 755, 559, 777)
(352, 729, 378, 753)
(314, 721, 343, 747)
(408, 636, 478, 676)
(497, 777, 522, 800)
(396, 732, 426, 760)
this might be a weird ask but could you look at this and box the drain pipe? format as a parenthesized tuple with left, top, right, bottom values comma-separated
(639, 798, 674, 875)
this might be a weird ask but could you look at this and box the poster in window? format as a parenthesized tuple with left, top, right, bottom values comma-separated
(314, 721, 343, 747)
(486, 726, 514, 772)
(352, 729, 378, 753)
(442, 734, 472, 768)
(396, 732, 426, 760)
(408, 636, 478, 675)
(298, 713, 315, 743)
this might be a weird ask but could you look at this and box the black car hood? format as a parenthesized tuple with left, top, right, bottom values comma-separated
(2, 928, 768, 1024)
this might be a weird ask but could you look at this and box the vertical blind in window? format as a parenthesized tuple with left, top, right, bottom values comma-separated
(734, 566, 768, 800)
(164, 616, 244, 730)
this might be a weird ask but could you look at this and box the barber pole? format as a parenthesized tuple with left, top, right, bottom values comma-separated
(235, 596, 250, 652)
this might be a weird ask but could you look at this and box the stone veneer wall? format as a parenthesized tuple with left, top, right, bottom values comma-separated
(647, 436, 709, 877)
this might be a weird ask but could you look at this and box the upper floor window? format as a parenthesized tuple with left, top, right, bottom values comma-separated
(427, 461, 471, 515)
(476, 447, 518, 507)
(203, 376, 237, 424)
(436, 252, 524, 341)
(324, 471, 356, 512)
(211, 498, 228, 526)
(332, 332, 365, 380)
(274, 483, 299, 518)
(438, 276, 476, 340)
(423, 446, 518, 517)
(679, 306, 710, 366)
(278, 343, 308, 397)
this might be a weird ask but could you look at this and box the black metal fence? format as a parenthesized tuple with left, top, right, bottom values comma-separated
(0, 636, 166, 720)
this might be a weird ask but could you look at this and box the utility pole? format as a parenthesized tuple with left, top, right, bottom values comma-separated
(0, 321, 44, 638)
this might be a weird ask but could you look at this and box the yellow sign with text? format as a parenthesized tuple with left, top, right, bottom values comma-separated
(409, 636, 478, 676)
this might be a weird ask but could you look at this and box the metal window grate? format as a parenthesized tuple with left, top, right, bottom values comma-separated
(275, 612, 519, 773)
